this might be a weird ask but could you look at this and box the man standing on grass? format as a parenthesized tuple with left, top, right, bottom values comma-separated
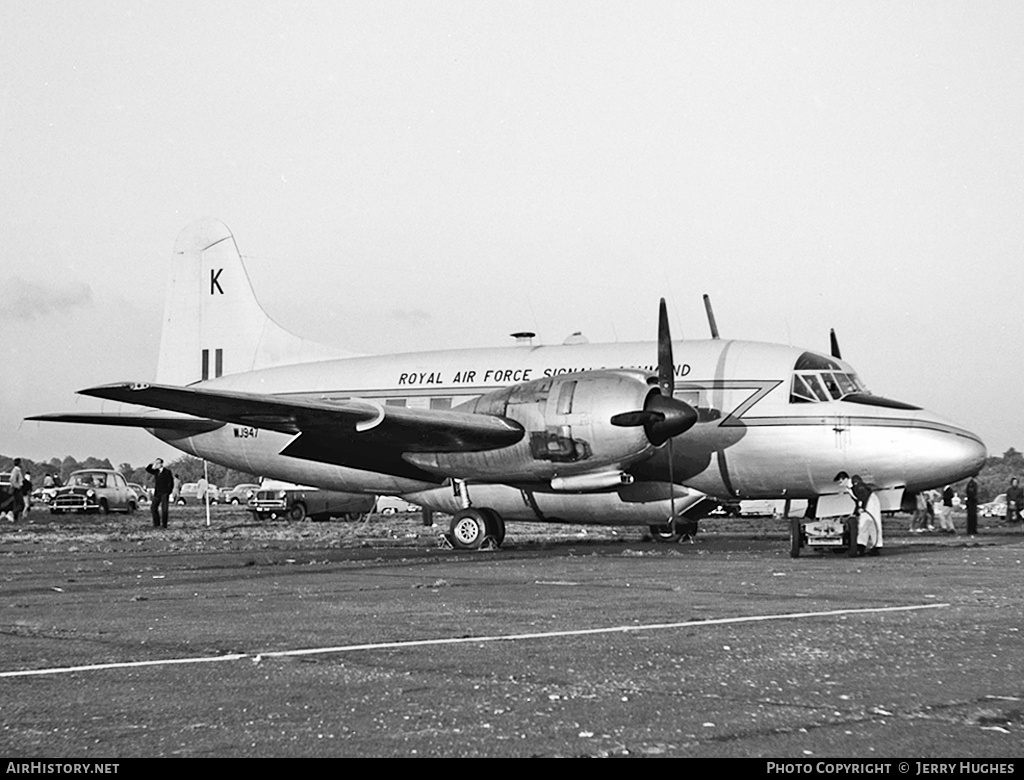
(1007, 477, 1023, 525)
(146, 459, 174, 529)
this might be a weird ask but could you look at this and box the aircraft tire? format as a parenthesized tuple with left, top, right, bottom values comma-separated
(846, 516, 860, 557)
(789, 517, 802, 558)
(449, 509, 488, 550)
(480, 508, 505, 546)
(289, 503, 307, 522)
(649, 524, 682, 543)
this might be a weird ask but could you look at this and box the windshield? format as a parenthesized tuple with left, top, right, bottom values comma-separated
(68, 472, 107, 488)
(789, 352, 868, 403)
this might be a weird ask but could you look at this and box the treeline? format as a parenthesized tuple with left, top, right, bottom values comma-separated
(0, 454, 261, 490)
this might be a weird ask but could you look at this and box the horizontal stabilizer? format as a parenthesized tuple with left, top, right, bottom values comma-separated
(77, 382, 525, 453)
(26, 412, 223, 434)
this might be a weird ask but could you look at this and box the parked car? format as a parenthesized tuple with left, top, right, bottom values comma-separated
(0, 472, 12, 515)
(251, 480, 375, 522)
(707, 500, 742, 517)
(222, 483, 260, 506)
(51, 469, 137, 514)
(981, 494, 1006, 518)
(175, 482, 219, 505)
(32, 485, 60, 505)
(374, 495, 420, 515)
(128, 483, 151, 505)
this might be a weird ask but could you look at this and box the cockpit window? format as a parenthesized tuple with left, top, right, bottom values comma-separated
(790, 353, 868, 404)
(802, 373, 829, 402)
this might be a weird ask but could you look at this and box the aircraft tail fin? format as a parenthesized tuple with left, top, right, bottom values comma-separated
(156, 219, 355, 385)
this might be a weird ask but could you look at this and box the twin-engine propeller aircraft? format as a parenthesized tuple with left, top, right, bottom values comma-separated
(29, 219, 986, 548)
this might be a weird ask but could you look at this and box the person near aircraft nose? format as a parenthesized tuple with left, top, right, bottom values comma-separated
(835, 472, 883, 555)
(146, 458, 174, 529)
(965, 477, 978, 535)
(1007, 477, 1024, 525)
(911, 491, 929, 533)
(939, 485, 957, 534)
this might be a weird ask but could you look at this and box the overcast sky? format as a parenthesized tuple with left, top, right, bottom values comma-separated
(3, 1, 1022, 469)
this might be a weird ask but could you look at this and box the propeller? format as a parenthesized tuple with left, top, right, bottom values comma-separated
(611, 299, 699, 529)
(611, 299, 697, 443)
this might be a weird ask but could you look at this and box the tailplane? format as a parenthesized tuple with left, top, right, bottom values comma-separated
(156, 218, 356, 385)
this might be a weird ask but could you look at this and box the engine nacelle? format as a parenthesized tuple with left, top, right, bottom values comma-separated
(405, 370, 662, 485)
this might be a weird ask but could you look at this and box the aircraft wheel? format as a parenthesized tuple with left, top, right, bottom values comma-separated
(289, 503, 307, 522)
(789, 517, 802, 558)
(450, 509, 488, 550)
(649, 523, 682, 543)
(480, 508, 505, 546)
(846, 515, 860, 557)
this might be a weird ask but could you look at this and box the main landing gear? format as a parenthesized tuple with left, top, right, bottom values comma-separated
(445, 480, 506, 550)
(448, 507, 506, 550)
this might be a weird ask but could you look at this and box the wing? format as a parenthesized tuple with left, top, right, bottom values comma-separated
(75, 382, 524, 453)
(26, 412, 224, 435)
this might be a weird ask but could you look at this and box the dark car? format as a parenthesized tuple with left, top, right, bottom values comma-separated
(51, 469, 137, 515)
(251, 480, 375, 522)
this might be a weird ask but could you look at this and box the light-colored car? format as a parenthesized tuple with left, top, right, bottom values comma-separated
(980, 494, 1006, 518)
(32, 486, 59, 505)
(175, 482, 219, 505)
(128, 483, 151, 505)
(222, 483, 259, 506)
(52, 469, 137, 515)
(374, 495, 420, 515)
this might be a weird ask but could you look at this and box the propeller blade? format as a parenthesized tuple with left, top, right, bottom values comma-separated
(668, 436, 677, 527)
(830, 328, 842, 360)
(657, 298, 674, 398)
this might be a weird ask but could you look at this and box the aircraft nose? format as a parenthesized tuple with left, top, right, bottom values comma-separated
(906, 415, 987, 490)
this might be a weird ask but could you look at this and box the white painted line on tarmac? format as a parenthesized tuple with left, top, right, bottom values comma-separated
(0, 653, 249, 678)
(0, 603, 948, 679)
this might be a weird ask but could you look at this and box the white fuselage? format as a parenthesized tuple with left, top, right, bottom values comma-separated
(149, 337, 986, 525)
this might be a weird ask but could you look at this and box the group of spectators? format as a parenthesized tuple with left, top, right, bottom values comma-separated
(911, 476, 1024, 535)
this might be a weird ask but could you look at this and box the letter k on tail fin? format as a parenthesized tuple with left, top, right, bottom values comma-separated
(156, 218, 356, 385)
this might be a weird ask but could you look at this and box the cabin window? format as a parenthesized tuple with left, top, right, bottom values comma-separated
(429, 397, 452, 410)
(384, 398, 407, 407)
